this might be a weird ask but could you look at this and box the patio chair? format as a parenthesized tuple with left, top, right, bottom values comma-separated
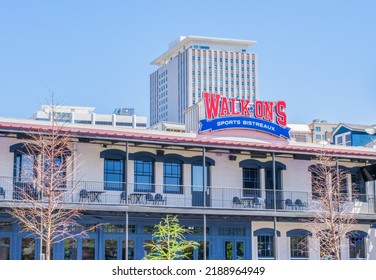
(0, 187, 5, 199)
(145, 193, 155, 204)
(252, 197, 263, 209)
(295, 199, 307, 210)
(154, 193, 167, 205)
(232, 196, 243, 208)
(285, 199, 295, 210)
(79, 189, 90, 202)
(120, 191, 127, 204)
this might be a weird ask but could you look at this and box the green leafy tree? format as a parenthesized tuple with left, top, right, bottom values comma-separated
(144, 215, 199, 260)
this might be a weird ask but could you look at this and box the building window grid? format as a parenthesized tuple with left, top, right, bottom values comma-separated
(163, 162, 183, 194)
(257, 236, 274, 258)
(290, 236, 309, 259)
(134, 160, 154, 192)
(349, 236, 366, 259)
(243, 168, 260, 197)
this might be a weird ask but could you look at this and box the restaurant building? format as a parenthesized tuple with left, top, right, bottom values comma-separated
(0, 96, 376, 260)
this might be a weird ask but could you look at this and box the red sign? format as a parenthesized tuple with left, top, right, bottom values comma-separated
(199, 92, 290, 139)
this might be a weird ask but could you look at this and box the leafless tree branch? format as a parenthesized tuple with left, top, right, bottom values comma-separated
(7, 100, 99, 260)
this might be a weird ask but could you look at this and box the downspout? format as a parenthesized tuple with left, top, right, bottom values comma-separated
(203, 147, 207, 260)
(125, 141, 129, 260)
(272, 152, 278, 259)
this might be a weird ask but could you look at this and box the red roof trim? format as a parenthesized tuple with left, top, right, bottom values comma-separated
(1, 121, 375, 158)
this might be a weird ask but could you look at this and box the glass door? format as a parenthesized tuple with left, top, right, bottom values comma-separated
(0, 236, 10, 260)
(192, 164, 210, 207)
(265, 168, 282, 209)
(21, 238, 35, 260)
(105, 239, 118, 260)
(225, 240, 245, 260)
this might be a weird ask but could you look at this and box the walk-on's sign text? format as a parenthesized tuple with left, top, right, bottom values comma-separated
(199, 92, 291, 139)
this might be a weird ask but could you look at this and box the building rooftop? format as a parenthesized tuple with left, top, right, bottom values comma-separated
(1, 117, 375, 160)
(333, 123, 376, 133)
(151, 35, 257, 66)
(288, 124, 311, 133)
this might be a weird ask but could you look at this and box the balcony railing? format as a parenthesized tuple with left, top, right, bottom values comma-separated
(0, 176, 375, 215)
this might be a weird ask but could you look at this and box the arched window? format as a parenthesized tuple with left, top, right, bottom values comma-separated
(346, 230, 367, 259)
(10, 143, 36, 183)
(100, 149, 126, 191)
(309, 164, 354, 201)
(162, 155, 184, 194)
(254, 228, 280, 259)
(131, 152, 156, 193)
(264, 161, 286, 209)
(287, 229, 312, 259)
(11, 143, 70, 198)
(239, 159, 263, 197)
(189, 156, 215, 207)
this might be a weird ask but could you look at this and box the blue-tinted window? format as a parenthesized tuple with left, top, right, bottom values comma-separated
(15, 154, 35, 182)
(257, 236, 274, 258)
(44, 156, 66, 188)
(349, 236, 365, 259)
(134, 160, 154, 192)
(290, 236, 308, 259)
(163, 162, 182, 194)
(104, 159, 124, 190)
(243, 168, 260, 197)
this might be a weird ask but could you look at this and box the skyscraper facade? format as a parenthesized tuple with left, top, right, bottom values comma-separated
(150, 36, 258, 126)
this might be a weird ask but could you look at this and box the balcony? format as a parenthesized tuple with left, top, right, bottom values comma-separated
(0, 176, 375, 216)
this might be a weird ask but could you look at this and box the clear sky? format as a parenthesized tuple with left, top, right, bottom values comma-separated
(0, 0, 375, 125)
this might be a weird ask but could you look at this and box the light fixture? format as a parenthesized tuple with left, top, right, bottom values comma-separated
(156, 149, 165, 156)
(229, 155, 237, 161)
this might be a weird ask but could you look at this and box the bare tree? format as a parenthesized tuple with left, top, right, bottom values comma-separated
(8, 101, 96, 260)
(309, 153, 356, 260)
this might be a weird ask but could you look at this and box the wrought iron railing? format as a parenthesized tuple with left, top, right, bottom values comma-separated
(0, 176, 374, 214)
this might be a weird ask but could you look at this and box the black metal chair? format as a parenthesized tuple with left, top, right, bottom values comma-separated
(295, 199, 306, 210)
(120, 191, 127, 204)
(145, 193, 155, 204)
(154, 193, 167, 205)
(233, 196, 242, 208)
(79, 189, 89, 202)
(252, 197, 263, 209)
(285, 198, 295, 209)
(0, 187, 5, 199)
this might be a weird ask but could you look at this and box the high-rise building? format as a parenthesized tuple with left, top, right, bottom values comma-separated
(150, 36, 258, 126)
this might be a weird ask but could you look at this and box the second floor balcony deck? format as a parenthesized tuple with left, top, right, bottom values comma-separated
(0, 176, 374, 217)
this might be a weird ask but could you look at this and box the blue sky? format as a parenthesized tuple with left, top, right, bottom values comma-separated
(0, 0, 375, 125)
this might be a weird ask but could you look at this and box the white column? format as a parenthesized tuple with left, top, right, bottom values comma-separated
(278, 237, 289, 260)
(340, 237, 350, 260)
(347, 173, 352, 201)
(183, 164, 191, 207)
(127, 160, 134, 192)
(154, 161, 163, 193)
(260, 168, 265, 200)
(252, 236, 258, 260)
(308, 237, 320, 260)
(367, 229, 376, 259)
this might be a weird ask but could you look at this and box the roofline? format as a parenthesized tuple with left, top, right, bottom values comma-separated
(151, 35, 257, 66)
(1, 120, 376, 160)
(332, 123, 374, 135)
